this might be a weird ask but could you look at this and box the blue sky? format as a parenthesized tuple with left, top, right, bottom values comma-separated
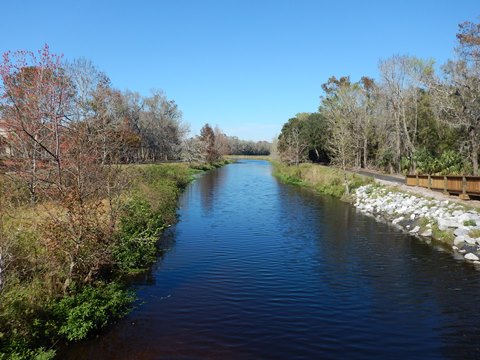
(0, 1, 478, 141)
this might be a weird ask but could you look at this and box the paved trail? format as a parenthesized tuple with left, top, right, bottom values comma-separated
(351, 168, 480, 208)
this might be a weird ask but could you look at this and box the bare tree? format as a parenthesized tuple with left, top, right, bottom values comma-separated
(430, 60, 480, 174)
(278, 127, 308, 167)
(378, 55, 433, 172)
(214, 126, 230, 157)
(321, 77, 360, 170)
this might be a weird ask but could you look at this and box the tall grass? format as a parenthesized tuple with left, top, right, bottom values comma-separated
(272, 161, 372, 198)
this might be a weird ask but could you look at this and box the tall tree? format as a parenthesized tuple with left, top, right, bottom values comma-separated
(378, 55, 433, 172)
(200, 123, 219, 163)
(0, 45, 74, 202)
(430, 21, 480, 174)
(277, 117, 308, 166)
(320, 76, 361, 170)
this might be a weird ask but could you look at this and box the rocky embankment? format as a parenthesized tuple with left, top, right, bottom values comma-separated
(354, 184, 480, 264)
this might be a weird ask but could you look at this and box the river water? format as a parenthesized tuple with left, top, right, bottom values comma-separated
(66, 160, 480, 359)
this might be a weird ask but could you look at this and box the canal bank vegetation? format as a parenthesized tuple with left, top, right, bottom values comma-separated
(272, 161, 372, 199)
(0, 46, 234, 359)
(0, 163, 208, 359)
(276, 19, 480, 177)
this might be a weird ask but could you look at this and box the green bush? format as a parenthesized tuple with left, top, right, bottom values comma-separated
(407, 148, 471, 175)
(114, 177, 179, 271)
(51, 282, 134, 341)
(0, 347, 56, 360)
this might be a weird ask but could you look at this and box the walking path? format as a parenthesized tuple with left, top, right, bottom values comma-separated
(352, 168, 480, 209)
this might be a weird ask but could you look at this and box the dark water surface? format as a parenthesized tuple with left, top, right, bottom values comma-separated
(66, 160, 480, 359)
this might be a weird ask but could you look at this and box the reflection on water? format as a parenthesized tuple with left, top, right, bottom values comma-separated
(65, 160, 480, 360)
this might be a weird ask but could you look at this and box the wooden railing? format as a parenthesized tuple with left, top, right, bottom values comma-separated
(405, 174, 480, 199)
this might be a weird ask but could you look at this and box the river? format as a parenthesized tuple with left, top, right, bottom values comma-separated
(66, 160, 480, 359)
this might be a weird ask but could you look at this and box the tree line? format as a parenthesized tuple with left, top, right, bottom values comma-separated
(277, 20, 480, 175)
(0, 46, 272, 202)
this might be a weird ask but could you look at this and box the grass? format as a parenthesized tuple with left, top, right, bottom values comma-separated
(272, 161, 373, 199)
(469, 229, 480, 238)
(431, 224, 456, 244)
(463, 219, 477, 227)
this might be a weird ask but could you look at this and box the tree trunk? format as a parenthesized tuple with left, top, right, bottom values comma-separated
(344, 172, 350, 195)
(363, 137, 368, 168)
(471, 128, 479, 175)
(395, 113, 401, 173)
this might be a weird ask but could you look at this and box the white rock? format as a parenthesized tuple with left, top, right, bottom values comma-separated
(465, 237, 477, 245)
(452, 245, 459, 251)
(454, 236, 466, 247)
(464, 253, 479, 261)
(421, 229, 432, 237)
(410, 226, 420, 234)
(392, 217, 404, 225)
(454, 228, 470, 237)
(438, 218, 459, 231)
(410, 213, 416, 220)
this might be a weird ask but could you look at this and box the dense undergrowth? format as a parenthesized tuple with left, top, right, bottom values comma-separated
(272, 161, 372, 199)
(0, 161, 226, 359)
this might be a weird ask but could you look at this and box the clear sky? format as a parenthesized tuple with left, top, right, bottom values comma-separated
(0, 0, 478, 141)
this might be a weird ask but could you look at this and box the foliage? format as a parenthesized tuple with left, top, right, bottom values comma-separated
(277, 113, 329, 166)
(402, 148, 470, 175)
(182, 124, 231, 164)
(51, 282, 134, 341)
(226, 137, 271, 156)
(113, 164, 193, 272)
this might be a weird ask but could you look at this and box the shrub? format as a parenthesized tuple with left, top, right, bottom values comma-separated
(51, 282, 134, 341)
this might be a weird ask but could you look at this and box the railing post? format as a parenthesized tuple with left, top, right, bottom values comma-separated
(416, 174, 419, 186)
(428, 174, 431, 190)
(460, 176, 470, 200)
(443, 176, 449, 195)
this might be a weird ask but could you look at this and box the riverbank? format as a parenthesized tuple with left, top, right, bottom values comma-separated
(355, 184, 480, 264)
(273, 162, 480, 266)
(271, 161, 372, 198)
(0, 160, 227, 359)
